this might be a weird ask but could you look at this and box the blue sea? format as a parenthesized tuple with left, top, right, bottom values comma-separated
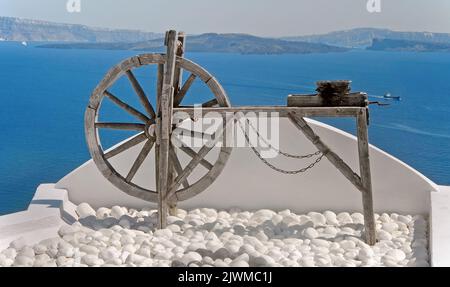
(1, 42, 449, 215)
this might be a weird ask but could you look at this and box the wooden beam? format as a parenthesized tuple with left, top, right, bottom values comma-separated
(173, 106, 361, 118)
(168, 32, 186, 217)
(154, 63, 163, 218)
(287, 92, 367, 107)
(170, 145, 189, 188)
(157, 30, 178, 228)
(357, 108, 376, 245)
(287, 112, 364, 192)
(167, 117, 232, 199)
(173, 32, 185, 96)
(171, 136, 214, 170)
(202, 98, 219, 107)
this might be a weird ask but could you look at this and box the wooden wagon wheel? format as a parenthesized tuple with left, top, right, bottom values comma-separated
(85, 53, 232, 203)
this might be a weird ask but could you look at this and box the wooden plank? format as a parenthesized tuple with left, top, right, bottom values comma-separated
(126, 70, 156, 119)
(357, 108, 376, 245)
(171, 136, 214, 170)
(173, 73, 196, 106)
(95, 122, 145, 131)
(287, 113, 364, 192)
(104, 132, 147, 159)
(171, 136, 214, 169)
(169, 32, 186, 216)
(202, 98, 219, 107)
(157, 30, 178, 229)
(104, 91, 149, 122)
(287, 92, 367, 107)
(167, 117, 232, 199)
(154, 63, 163, 215)
(174, 106, 361, 118)
(173, 32, 186, 98)
(170, 145, 189, 188)
(126, 139, 154, 182)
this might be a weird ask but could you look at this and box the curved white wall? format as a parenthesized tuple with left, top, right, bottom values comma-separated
(56, 119, 438, 215)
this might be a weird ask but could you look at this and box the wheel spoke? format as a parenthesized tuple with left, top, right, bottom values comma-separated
(167, 144, 215, 198)
(167, 117, 232, 197)
(126, 139, 155, 182)
(96, 122, 145, 131)
(202, 98, 219, 107)
(171, 136, 213, 170)
(104, 132, 147, 159)
(173, 73, 196, 106)
(126, 70, 156, 119)
(170, 145, 189, 188)
(104, 91, 149, 123)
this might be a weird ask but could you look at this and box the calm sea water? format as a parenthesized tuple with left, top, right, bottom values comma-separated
(0, 42, 449, 215)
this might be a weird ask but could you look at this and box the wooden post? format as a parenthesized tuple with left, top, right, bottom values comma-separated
(157, 30, 178, 229)
(168, 32, 186, 216)
(357, 108, 376, 245)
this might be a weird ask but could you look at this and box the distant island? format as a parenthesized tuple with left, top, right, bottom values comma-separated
(2, 16, 450, 54)
(0, 16, 161, 42)
(38, 33, 349, 55)
(367, 38, 450, 52)
(283, 28, 450, 49)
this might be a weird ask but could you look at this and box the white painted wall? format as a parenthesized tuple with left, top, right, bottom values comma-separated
(56, 119, 438, 215)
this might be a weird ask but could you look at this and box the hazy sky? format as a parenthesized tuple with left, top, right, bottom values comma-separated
(1, 0, 450, 37)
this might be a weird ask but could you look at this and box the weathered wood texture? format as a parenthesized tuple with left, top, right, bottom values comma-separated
(157, 30, 178, 228)
(174, 106, 362, 118)
(168, 32, 186, 216)
(287, 92, 367, 107)
(126, 70, 156, 118)
(287, 113, 364, 192)
(104, 91, 150, 122)
(357, 108, 376, 245)
(174, 73, 196, 106)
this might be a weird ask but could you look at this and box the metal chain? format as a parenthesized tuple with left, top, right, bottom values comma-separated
(237, 119, 324, 174)
(244, 118, 322, 159)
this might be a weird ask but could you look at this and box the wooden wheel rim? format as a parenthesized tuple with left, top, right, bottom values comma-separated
(85, 53, 232, 202)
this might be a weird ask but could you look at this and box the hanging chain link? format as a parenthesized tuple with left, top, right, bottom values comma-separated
(237, 118, 324, 174)
(245, 118, 322, 159)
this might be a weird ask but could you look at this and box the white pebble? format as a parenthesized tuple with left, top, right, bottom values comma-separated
(96, 207, 110, 219)
(308, 212, 326, 226)
(386, 249, 406, 261)
(76, 203, 96, 219)
(303, 227, 319, 239)
(154, 229, 173, 239)
(378, 230, 393, 241)
(181, 252, 202, 265)
(324, 211, 339, 225)
(230, 260, 249, 267)
(9, 237, 27, 250)
(110, 206, 126, 219)
(382, 222, 399, 233)
(14, 255, 34, 267)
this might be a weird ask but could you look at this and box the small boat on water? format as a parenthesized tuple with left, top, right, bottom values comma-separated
(21, 41, 27, 47)
(383, 93, 401, 100)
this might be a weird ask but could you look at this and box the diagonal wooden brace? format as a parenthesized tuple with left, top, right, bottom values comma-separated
(287, 112, 364, 192)
(288, 110, 376, 245)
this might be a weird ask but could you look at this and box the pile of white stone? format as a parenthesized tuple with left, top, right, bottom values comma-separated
(0, 203, 429, 267)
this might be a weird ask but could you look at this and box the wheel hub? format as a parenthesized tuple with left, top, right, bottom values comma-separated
(145, 122, 156, 140)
